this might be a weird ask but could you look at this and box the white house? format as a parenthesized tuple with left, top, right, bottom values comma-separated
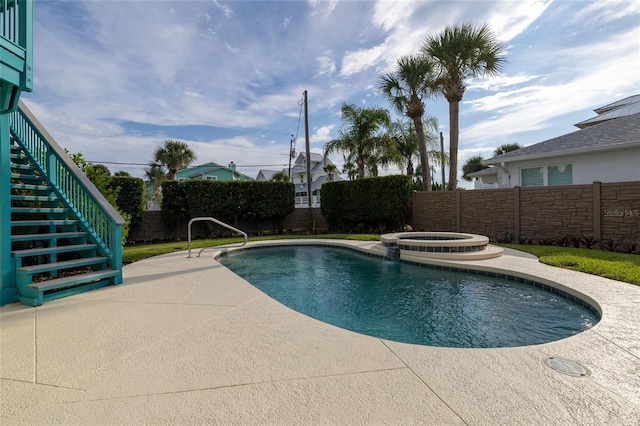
(481, 96, 640, 188)
(290, 153, 341, 206)
(466, 167, 501, 189)
(256, 153, 340, 207)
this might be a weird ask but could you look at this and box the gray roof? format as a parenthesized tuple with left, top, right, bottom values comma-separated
(295, 175, 329, 193)
(295, 152, 324, 165)
(593, 94, 640, 115)
(485, 112, 640, 165)
(576, 99, 640, 129)
(466, 167, 498, 178)
(256, 169, 284, 181)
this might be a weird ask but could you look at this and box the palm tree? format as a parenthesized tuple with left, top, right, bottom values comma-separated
(423, 23, 506, 190)
(494, 143, 522, 156)
(379, 54, 439, 191)
(390, 118, 447, 183)
(144, 162, 166, 206)
(323, 103, 393, 179)
(270, 171, 290, 182)
(342, 158, 358, 181)
(323, 163, 339, 182)
(389, 120, 418, 177)
(462, 155, 488, 181)
(153, 139, 197, 181)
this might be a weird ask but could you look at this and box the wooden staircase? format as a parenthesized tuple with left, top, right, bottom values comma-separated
(2, 1, 123, 306)
(7, 105, 123, 307)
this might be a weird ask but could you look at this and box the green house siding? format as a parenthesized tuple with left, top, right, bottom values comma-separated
(176, 162, 253, 182)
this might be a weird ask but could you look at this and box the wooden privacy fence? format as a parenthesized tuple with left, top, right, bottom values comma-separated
(412, 181, 640, 247)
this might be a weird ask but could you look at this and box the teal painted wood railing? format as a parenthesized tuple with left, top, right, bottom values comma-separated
(9, 100, 124, 279)
(0, 0, 33, 112)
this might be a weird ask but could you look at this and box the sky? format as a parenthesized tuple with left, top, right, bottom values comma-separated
(21, 0, 640, 187)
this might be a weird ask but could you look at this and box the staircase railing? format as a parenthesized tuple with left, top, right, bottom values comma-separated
(9, 100, 124, 275)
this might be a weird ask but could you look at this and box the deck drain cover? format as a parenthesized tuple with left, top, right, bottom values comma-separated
(545, 357, 590, 377)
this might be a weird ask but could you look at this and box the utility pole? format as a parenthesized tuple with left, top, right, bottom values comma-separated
(288, 134, 294, 179)
(304, 90, 312, 209)
(440, 131, 445, 188)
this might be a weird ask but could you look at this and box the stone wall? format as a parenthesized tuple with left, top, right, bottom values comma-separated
(412, 181, 640, 247)
(129, 208, 327, 242)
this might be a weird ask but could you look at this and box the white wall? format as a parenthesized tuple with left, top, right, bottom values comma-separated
(501, 147, 640, 187)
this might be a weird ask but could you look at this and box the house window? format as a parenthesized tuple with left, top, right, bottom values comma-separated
(548, 164, 572, 186)
(205, 176, 218, 181)
(521, 167, 543, 187)
(521, 164, 573, 186)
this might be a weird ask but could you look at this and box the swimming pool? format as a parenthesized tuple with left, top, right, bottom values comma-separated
(218, 245, 599, 348)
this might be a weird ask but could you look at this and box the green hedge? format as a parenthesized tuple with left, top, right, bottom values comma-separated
(321, 175, 411, 231)
(109, 176, 144, 229)
(161, 180, 295, 232)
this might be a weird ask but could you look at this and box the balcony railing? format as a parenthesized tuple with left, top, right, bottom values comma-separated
(1, 0, 32, 112)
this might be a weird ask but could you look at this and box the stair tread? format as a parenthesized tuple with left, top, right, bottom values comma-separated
(11, 219, 78, 226)
(16, 257, 109, 274)
(11, 163, 36, 170)
(12, 231, 88, 242)
(11, 173, 42, 180)
(12, 244, 98, 257)
(11, 207, 69, 213)
(11, 183, 51, 191)
(26, 270, 120, 291)
(11, 195, 57, 201)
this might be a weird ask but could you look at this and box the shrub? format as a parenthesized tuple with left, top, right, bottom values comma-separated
(601, 239, 621, 252)
(580, 236, 599, 249)
(537, 238, 555, 246)
(497, 231, 515, 243)
(623, 243, 639, 255)
(161, 181, 188, 229)
(556, 235, 575, 247)
(160, 180, 294, 233)
(110, 176, 144, 229)
(321, 175, 411, 232)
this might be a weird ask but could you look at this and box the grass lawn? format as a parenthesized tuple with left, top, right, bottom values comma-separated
(499, 244, 640, 286)
(123, 236, 640, 286)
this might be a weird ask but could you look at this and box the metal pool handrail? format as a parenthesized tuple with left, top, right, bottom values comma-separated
(187, 217, 248, 258)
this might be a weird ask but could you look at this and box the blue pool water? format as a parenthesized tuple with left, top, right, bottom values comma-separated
(218, 245, 598, 348)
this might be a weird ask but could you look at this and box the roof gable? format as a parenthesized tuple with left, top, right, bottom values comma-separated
(176, 162, 254, 181)
(295, 152, 323, 166)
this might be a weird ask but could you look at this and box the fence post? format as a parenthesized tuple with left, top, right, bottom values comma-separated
(514, 186, 520, 237)
(593, 181, 601, 242)
(456, 189, 461, 232)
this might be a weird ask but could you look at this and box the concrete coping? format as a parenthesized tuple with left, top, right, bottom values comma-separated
(381, 232, 489, 247)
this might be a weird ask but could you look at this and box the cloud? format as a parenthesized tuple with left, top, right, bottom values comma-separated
(212, 0, 233, 18)
(316, 54, 336, 77)
(308, 0, 339, 17)
(310, 124, 335, 145)
(224, 41, 240, 54)
(22, 0, 639, 182)
(340, 44, 387, 77)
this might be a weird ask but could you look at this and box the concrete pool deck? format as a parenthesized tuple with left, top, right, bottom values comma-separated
(1, 240, 639, 424)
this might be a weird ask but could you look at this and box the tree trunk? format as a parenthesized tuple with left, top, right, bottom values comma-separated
(447, 99, 460, 190)
(413, 117, 432, 191)
(357, 157, 365, 179)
